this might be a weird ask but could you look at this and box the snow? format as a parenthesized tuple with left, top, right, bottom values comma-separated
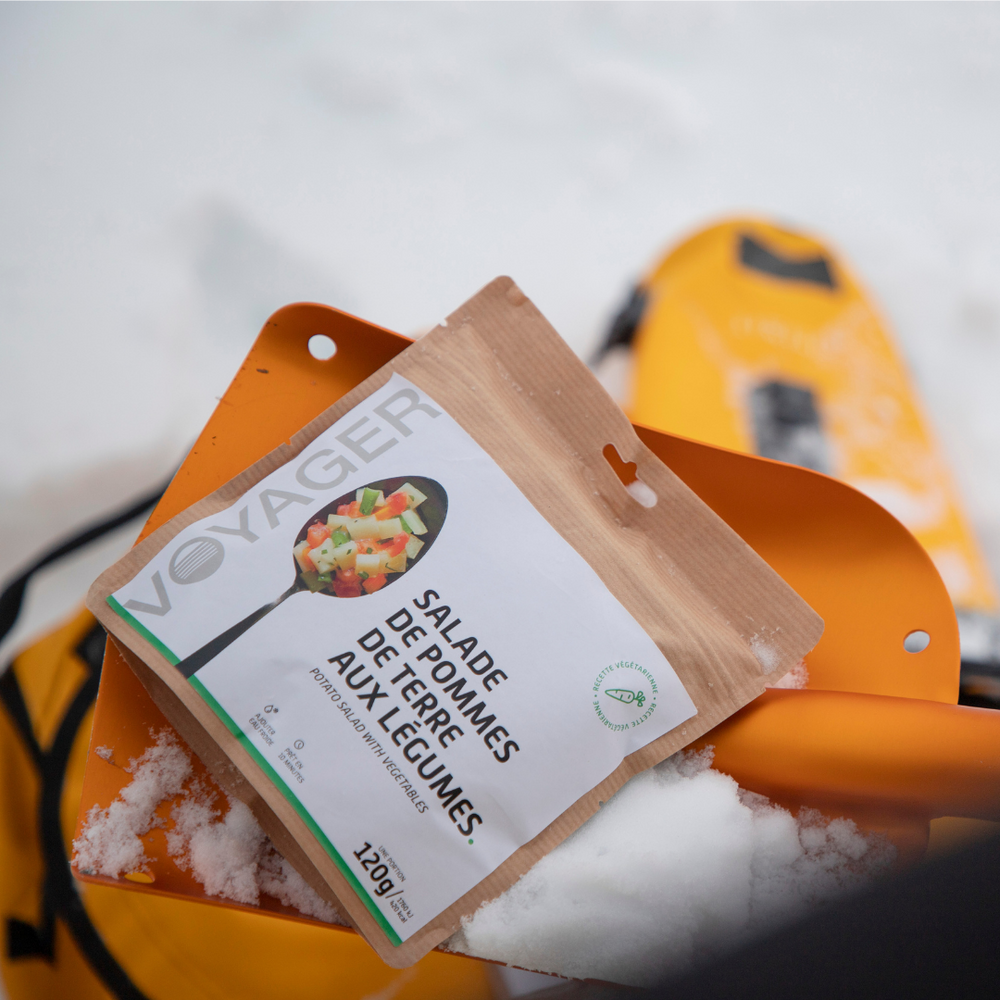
(73, 730, 341, 925)
(74, 733, 891, 985)
(2, 6, 1000, 659)
(448, 749, 894, 985)
(73, 731, 192, 879)
(167, 792, 340, 923)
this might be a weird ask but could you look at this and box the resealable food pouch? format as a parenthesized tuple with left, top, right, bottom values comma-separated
(87, 277, 824, 966)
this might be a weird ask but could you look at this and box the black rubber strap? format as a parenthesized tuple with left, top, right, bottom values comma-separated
(739, 234, 836, 288)
(592, 285, 648, 363)
(0, 477, 172, 647)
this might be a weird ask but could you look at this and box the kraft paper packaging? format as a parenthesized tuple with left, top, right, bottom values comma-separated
(87, 277, 824, 966)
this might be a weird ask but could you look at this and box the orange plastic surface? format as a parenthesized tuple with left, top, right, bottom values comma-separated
(698, 688, 1000, 823)
(636, 427, 959, 704)
(75, 300, 1000, 926)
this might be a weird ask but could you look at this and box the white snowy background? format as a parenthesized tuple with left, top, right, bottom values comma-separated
(2, 3, 1000, 661)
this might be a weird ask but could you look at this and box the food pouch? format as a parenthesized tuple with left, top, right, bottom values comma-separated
(87, 277, 824, 966)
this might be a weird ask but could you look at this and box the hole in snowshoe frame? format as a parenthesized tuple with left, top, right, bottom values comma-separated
(904, 630, 931, 654)
(308, 334, 337, 360)
(603, 444, 658, 508)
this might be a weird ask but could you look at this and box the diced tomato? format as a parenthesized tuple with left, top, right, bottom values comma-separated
(337, 504, 351, 516)
(347, 500, 363, 518)
(300, 550, 317, 572)
(332, 567, 362, 598)
(383, 533, 409, 557)
(307, 523, 331, 549)
(362, 573, 387, 594)
(376, 492, 409, 519)
(355, 538, 379, 555)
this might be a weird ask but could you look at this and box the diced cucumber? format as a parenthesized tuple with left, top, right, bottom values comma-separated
(331, 540, 357, 570)
(317, 572, 332, 584)
(330, 529, 351, 547)
(356, 552, 382, 576)
(376, 517, 403, 539)
(301, 570, 326, 592)
(399, 509, 427, 535)
(385, 552, 407, 574)
(397, 482, 428, 508)
(355, 487, 384, 513)
(404, 535, 424, 560)
(346, 515, 379, 540)
(293, 540, 313, 573)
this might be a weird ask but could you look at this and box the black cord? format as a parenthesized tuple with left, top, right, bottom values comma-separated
(0, 476, 173, 646)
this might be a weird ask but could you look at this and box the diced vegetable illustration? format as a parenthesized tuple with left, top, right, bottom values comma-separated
(173, 477, 447, 677)
(295, 476, 446, 599)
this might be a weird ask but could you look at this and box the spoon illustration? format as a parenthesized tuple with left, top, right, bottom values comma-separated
(175, 476, 447, 678)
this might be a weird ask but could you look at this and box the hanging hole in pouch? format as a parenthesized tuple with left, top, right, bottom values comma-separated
(308, 334, 338, 361)
(603, 444, 658, 508)
(903, 629, 930, 653)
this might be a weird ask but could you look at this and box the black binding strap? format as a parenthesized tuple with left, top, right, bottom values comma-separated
(0, 480, 169, 998)
(739, 234, 836, 289)
(0, 478, 171, 648)
(592, 284, 648, 364)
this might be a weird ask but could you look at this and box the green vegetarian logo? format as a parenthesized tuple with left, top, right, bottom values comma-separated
(604, 687, 645, 708)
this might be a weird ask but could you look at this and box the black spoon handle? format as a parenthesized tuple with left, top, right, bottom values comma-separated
(176, 584, 299, 679)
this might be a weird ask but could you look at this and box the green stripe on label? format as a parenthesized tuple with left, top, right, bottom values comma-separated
(188, 676, 403, 948)
(106, 596, 180, 666)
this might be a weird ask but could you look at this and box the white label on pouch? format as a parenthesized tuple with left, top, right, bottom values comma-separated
(110, 373, 696, 945)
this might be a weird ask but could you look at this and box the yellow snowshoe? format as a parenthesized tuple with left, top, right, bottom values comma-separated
(595, 217, 1000, 705)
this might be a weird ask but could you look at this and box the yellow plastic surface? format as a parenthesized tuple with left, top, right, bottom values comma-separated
(628, 217, 998, 614)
